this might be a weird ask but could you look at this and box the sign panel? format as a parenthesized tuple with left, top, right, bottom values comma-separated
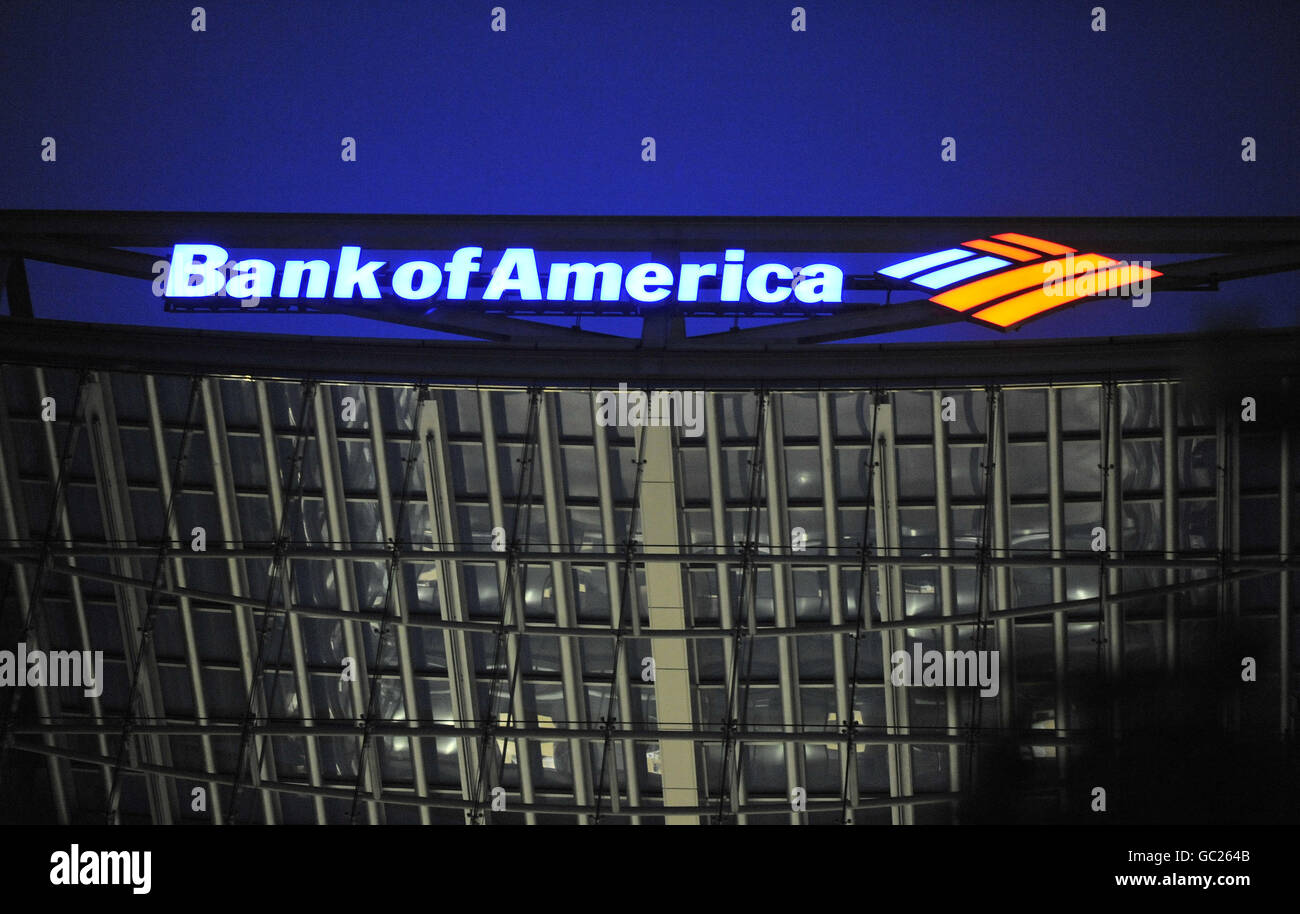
(163, 245, 846, 305)
(878, 234, 1161, 328)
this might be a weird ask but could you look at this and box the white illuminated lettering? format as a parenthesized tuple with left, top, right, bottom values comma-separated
(333, 246, 385, 299)
(392, 260, 443, 300)
(791, 263, 843, 303)
(546, 262, 623, 301)
(443, 246, 482, 300)
(677, 262, 716, 302)
(226, 259, 276, 300)
(165, 244, 229, 297)
(720, 249, 745, 301)
(160, 243, 848, 309)
(484, 248, 542, 299)
(280, 259, 331, 298)
(625, 262, 673, 303)
(745, 262, 794, 303)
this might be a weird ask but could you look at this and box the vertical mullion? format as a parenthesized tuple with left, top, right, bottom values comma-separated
(0, 369, 72, 822)
(33, 368, 115, 810)
(311, 388, 381, 824)
(144, 375, 224, 822)
(537, 394, 594, 821)
(476, 390, 538, 823)
(590, 391, 643, 823)
(202, 378, 280, 825)
(1229, 401, 1242, 730)
(990, 388, 1014, 735)
(818, 392, 858, 815)
(421, 392, 493, 822)
(365, 384, 433, 824)
(1215, 403, 1229, 731)
(1047, 388, 1069, 788)
(931, 390, 960, 799)
(871, 396, 912, 824)
(86, 374, 175, 823)
(702, 393, 745, 821)
(1104, 384, 1123, 729)
(1162, 383, 1178, 680)
(254, 381, 326, 824)
(762, 394, 805, 823)
(1280, 422, 1292, 736)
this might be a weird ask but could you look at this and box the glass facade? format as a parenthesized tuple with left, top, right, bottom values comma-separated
(0, 366, 1295, 824)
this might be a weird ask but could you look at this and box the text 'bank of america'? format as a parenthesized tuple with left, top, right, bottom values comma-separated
(162, 244, 847, 303)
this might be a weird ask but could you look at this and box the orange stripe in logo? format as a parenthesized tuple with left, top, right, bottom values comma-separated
(990, 233, 1077, 256)
(930, 255, 1117, 312)
(970, 263, 1163, 327)
(961, 238, 1040, 262)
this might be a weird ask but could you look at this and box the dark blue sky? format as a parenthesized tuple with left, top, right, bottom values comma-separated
(2, 0, 1297, 340)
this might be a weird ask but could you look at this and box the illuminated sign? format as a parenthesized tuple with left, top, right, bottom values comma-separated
(878, 233, 1160, 328)
(162, 235, 1159, 330)
(163, 244, 846, 304)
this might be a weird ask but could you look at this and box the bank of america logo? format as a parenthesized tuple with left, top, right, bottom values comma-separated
(878, 233, 1161, 329)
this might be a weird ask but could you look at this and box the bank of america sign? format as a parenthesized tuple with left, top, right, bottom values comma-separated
(163, 233, 1157, 329)
(163, 244, 846, 305)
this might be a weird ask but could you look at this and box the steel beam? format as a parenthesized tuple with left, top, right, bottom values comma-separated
(871, 397, 914, 824)
(364, 384, 433, 823)
(761, 394, 807, 823)
(819, 391, 859, 816)
(311, 386, 382, 823)
(2, 255, 34, 318)
(687, 302, 962, 344)
(142, 375, 227, 822)
(7, 737, 963, 816)
(6, 542, 1292, 570)
(637, 422, 700, 823)
(1162, 383, 1178, 681)
(3, 211, 1297, 252)
(202, 378, 281, 825)
(1153, 246, 1300, 286)
(418, 392, 485, 822)
(0, 368, 71, 822)
(475, 388, 539, 823)
(702, 392, 747, 821)
(6, 320, 1300, 389)
(931, 390, 962, 800)
(84, 373, 176, 823)
(1282, 422, 1293, 736)
(7, 720, 1082, 745)
(252, 380, 327, 824)
(589, 391, 644, 822)
(29, 368, 114, 814)
(0, 236, 157, 280)
(536, 393, 595, 821)
(1047, 386, 1069, 788)
(4, 551, 1268, 647)
(1104, 385, 1123, 729)
(989, 388, 1015, 734)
